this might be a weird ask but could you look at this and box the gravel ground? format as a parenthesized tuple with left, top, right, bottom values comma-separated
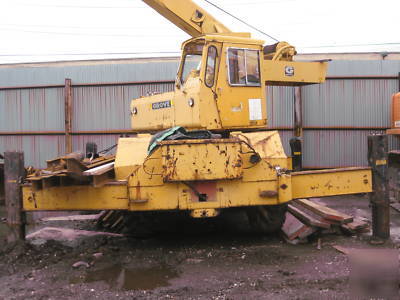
(0, 195, 398, 300)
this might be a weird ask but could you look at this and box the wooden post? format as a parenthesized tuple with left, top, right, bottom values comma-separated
(65, 78, 73, 154)
(4, 151, 25, 242)
(367, 135, 390, 241)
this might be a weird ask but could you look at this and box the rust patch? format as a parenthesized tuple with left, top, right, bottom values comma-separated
(259, 190, 278, 198)
(280, 184, 288, 190)
(135, 182, 141, 200)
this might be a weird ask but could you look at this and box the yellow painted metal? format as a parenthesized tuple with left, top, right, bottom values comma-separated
(130, 36, 327, 132)
(127, 180, 281, 212)
(190, 208, 219, 218)
(232, 131, 287, 159)
(22, 166, 372, 212)
(114, 135, 152, 180)
(130, 92, 175, 131)
(22, 183, 128, 211)
(142, 0, 233, 38)
(161, 139, 243, 181)
(21, 0, 367, 217)
(278, 174, 292, 203)
(263, 60, 327, 86)
(291, 167, 372, 199)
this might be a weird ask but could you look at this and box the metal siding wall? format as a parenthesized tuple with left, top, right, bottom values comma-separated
(327, 60, 400, 77)
(266, 86, 294, 128)
(0, 60, 179, 87)
(0, 88, 64, 132)
(72, 83, 174, 131)
(303, 79, 398, 128)
(277, 130, 293, 156)
(0, 59, 398, 169)
(72, 135, 120, 154)
(302, 130, 385, 168)
(0, 135, 65, 168)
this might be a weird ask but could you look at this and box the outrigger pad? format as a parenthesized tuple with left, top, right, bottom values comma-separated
(147, 127, 221, 154)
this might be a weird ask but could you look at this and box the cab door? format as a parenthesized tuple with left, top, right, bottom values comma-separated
(215, 44, 267, 130)
(198, 41, 224, 129)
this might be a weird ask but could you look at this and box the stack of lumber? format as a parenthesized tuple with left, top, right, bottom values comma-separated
(26, 152, 115, 190)
(282, 198, 370, 243)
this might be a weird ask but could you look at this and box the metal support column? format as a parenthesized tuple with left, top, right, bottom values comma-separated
(367, 135, 389, 241)
(290, 137, 302, 171)
(65, 78, 73, 154)
(291, 86, 303, 171)
(294, 86, 303, 138)
(4, 151, 25, 242)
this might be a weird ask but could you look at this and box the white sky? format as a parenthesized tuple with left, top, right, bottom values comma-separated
(0, 0, 399, 64)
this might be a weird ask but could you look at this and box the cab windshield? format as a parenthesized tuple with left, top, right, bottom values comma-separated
(180, 42, 204, 84)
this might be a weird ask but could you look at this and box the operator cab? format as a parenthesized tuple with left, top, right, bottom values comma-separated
(130, 35, 268, 132)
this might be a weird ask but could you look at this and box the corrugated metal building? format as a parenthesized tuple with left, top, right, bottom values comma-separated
(0, 56, 399, 169)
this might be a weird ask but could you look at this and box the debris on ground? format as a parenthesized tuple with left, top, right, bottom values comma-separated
(26, 227, 123, 247)
(72, 261, 90, 269)
(25, 152, 116, 190)
(282, 198, 370, 244)
(332, 245, 353, 255)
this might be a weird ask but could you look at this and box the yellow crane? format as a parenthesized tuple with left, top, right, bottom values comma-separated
(22, 0, 372, 233)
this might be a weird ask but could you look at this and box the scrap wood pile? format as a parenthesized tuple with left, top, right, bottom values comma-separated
(282, 198, 370, 244)
(25, 152, 116, 191)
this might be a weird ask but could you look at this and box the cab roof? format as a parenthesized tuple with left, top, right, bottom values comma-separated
(181, 34, 265, 49)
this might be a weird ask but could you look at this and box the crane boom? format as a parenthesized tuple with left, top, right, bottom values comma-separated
(143, 0, 232, 37)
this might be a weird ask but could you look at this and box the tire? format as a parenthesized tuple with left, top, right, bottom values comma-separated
(246, 204, 287, 234)
(122, 212, 156, 238)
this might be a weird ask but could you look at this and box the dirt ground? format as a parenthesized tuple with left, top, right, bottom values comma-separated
(0, 195, 398, 300)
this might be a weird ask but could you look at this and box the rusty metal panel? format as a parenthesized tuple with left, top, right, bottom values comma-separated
(303, 79, 398, 128)
(0, 88, 64, 132)
(0, 135, 65, 168)
(161, 140, 243, 181)
(72, 83, 174, 131)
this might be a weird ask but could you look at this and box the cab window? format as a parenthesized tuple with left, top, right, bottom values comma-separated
(180, 43, 204, 84)
(228, 48, 260, 86)
(205, 46, 217, 87)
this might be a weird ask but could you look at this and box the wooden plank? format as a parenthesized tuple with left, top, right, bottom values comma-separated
(64, 158, 90, 182)
(341, 217, 370, 234)
(294, 198, 353, 224)
(281, 212, 315, 240)
(332, 245, 352, 255)
(46, 158, 66, 172)
(390, 203, 400, 213)
(42, 176, 60, 189)
(287, 204, 331, 229)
